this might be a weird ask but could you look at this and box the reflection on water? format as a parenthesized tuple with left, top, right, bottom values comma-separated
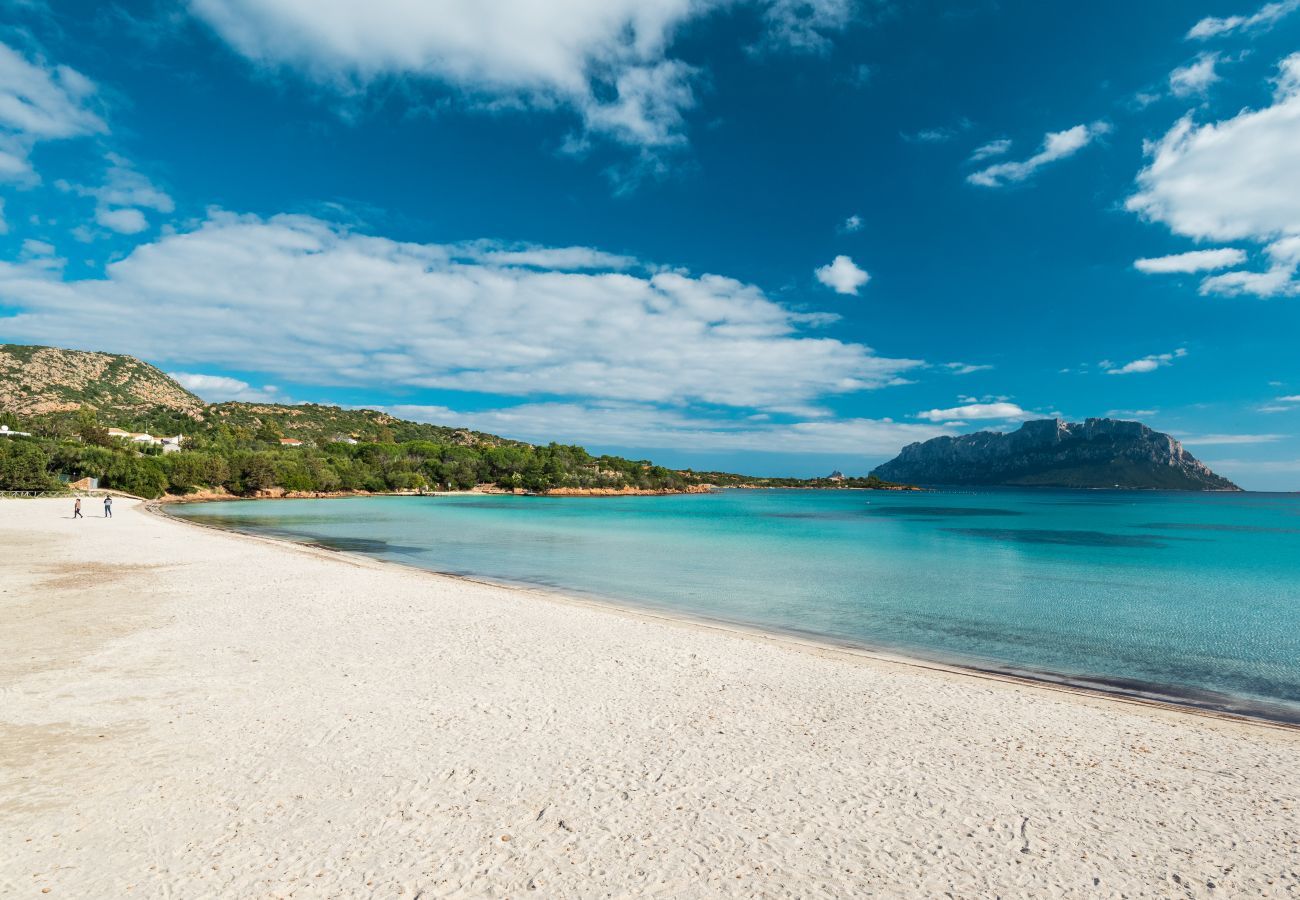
(173, 488, 1300, 721)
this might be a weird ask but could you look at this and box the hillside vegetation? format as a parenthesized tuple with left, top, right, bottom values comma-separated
(0, 344, 911, 499)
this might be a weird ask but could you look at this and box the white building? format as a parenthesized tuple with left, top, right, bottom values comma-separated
(107, 428, 183, 450)
(0, 425, 32, 437)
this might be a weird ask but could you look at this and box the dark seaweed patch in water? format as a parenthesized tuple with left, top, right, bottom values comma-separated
(866, 506, 1023, 518)
(1135, 521, 1300, 535)
(308, 536, 425, 555)
(763, 512, 863, 520)
(942, 528, 1168, 548)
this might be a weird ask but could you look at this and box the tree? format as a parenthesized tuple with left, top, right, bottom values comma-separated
(74, 406, 111, 447)
(0, 440, 58, 490)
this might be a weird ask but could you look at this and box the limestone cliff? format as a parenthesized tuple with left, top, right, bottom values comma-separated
(870, 418, 1239, 490)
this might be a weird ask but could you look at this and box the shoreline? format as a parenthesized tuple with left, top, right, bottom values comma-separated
(156, 499, 1300, 730)
(7, 497, 1299, 896)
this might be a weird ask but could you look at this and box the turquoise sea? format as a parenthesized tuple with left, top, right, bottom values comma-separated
(172, 489, 1300, 722)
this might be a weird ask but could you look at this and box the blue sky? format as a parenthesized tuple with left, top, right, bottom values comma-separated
(2, 0, 1299, 488)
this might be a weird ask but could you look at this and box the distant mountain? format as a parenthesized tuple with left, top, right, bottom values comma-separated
(870, 418, 1239, 491)
(0, 343, 204, 417)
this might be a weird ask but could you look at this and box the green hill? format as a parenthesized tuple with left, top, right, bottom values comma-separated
(0, 343, 912, 499)
(0, 344, 693, 497)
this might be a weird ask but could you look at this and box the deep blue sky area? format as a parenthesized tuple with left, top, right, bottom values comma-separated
(2, 0, 1298, 487)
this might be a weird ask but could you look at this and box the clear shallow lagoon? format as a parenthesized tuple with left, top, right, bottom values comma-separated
(173, 489, 1300, 721)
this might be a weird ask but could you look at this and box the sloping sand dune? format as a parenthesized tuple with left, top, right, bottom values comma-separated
(2, 498, 1296, 897)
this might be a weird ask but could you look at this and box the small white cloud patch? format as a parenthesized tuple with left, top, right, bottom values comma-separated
(967, 122, 1110, 188)
(1187, 0, 1300, 39)
(1104, 348, 1187, 375)
(171, 372, 283, 403)
(915, 402, 1032, 422)
(814, 255, 870, 295)
(1134, 248, 1246, 273)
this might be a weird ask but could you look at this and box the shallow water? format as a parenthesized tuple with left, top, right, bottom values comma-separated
(173, 488, 1300, 720)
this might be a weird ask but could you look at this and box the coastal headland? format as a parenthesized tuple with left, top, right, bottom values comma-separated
(2, 498, 1297, 896)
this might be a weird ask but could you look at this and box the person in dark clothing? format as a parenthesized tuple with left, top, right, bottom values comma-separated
(73, 498, 83, 519)
(104, 496, 113, 518)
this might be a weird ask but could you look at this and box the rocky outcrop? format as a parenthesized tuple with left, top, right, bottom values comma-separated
(0, 344, 204, 417)
(870, 418, 1239, 490)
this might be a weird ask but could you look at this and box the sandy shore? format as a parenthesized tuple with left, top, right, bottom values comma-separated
(2, 499, 1297, 898)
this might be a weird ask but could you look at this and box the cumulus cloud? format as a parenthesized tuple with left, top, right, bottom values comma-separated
(392, 400, 952, 457)
(1187, 0, 1300, 39)
(1129, 55, 1300, 242)
(1104, 348, 1187, 375)
(838, 214, 863, 234)
(0, 41, 106, 183)
(0, 211, 923, 411)
(967, 122, 1110, 188)
(1134, 248, 1246, 273)
(1128, 54, 1300, 296)
(1169, 53, 1221, 98)
(188, 0, 862, 149)
(915, 401, 1033, 423)
(814, 255, 870, 294)
(171, 372, 283, 403)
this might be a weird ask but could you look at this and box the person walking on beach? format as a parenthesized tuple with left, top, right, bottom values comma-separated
(73, 498, 83, 519)
(104, 495, 113, 518)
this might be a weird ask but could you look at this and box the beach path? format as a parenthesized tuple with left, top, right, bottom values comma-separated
(1, 498, 1297, 897)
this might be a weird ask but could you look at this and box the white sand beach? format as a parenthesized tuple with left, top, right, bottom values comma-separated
(2, 497, 1297, 898)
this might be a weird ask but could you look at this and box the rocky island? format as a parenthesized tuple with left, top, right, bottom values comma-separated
(870, 418, 1239, 490)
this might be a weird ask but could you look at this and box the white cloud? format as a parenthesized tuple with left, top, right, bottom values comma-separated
(1197, 235, 1300, 296)
(1169, 53, 1221, 98)
(0, 41, 106, 183)
(59, 155, 175, 235)
(814, 254, 870, 295)
(839, 214, 863, 234)
(1134, 248, 1246, 273)
(1128, 54, 1300, 296)
(1177, 432, 1286, 445)
(391, 400, 952, 457)
(967, 122, 1110, 188)
(943, 362, 993, 375)
(188, 0, 860, 149)
(1129, 55, 1300, 241)
(1104, 347, 1187, 375)
(171, 372, 283, 403)
(0, 211, 923, 411)
(93, 207, 148, 234)
(0, 197, 6, 235)
(758, 0, 857, 54)
(968, 138, 1011, 162)
(1187, 0, 1300, 39)
(469, 244, 637, 270)
(1106, 408, 1158, 418)
(915, 401, 1033, 423)
(1199, 262, 1300, 296)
